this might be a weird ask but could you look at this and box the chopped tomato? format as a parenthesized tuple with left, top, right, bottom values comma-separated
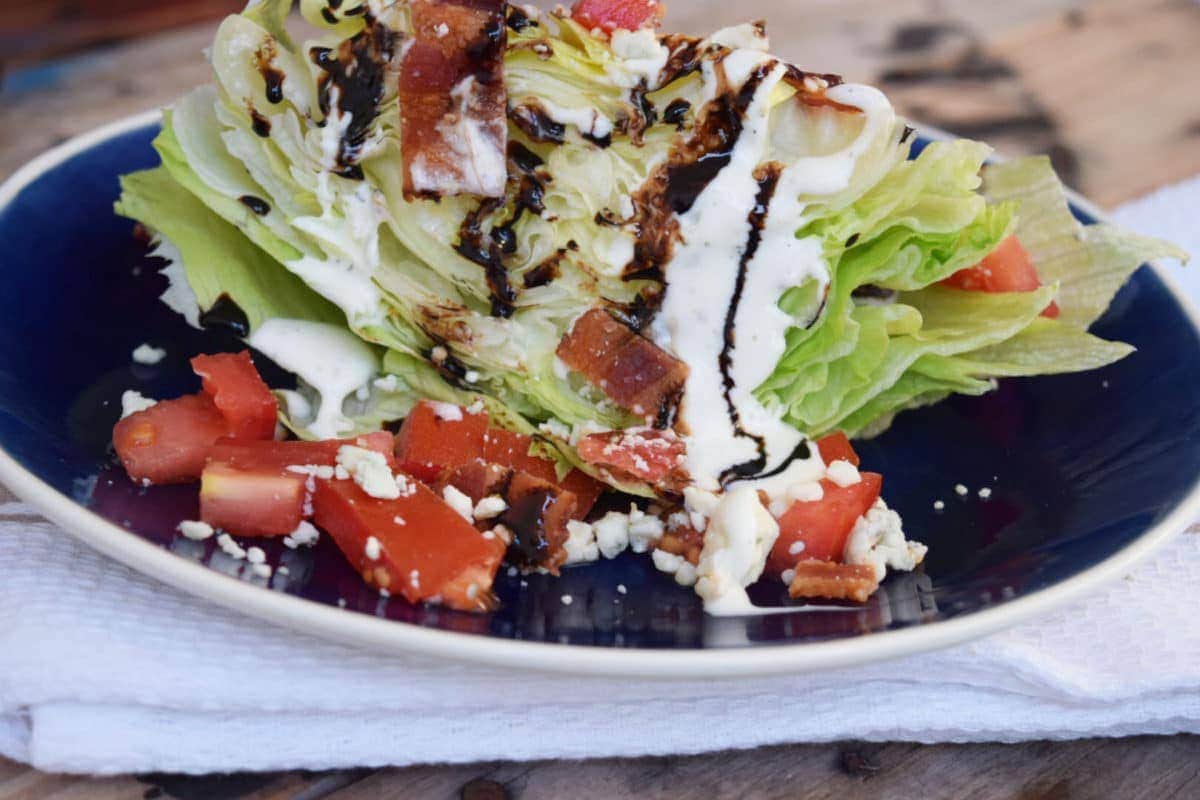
(208, 432, 395, 472)
(113, 394, 229, 484)
(201, 467, 307, 538)
(815, 431, 859, 468)
(313, 477, 506, 612)
(767, 473, 883, 573)
(199, 433, 397, 537)
(190, 351, 278, 440)
(561, 469, 606, 518)
(577, 428, 685, 485)
(394, 401, 489, 483)
(571, 0, 665, 34)
(941, 236, 1060, 318)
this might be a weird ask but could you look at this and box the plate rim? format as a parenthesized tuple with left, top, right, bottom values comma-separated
(2, 109, 1197, 679)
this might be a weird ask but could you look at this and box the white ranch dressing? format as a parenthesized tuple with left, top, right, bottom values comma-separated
(643, 46, 899, 614)
(248, 319, 380, 439)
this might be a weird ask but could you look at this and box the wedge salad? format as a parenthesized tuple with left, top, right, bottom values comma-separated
(111, 0, 1184, 615)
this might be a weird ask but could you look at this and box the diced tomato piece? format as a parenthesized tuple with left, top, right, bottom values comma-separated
(190, 351, 278, 440)
(113, 394, 229, 485)
(199, 433, 397, 537)
(577, 428, 686, 485)
(209, 432, 395, 472)
(767, 473, 884, 573)
(201, 465, 307, 537)
(561, 469, 606, 518)
(313, 478, 506, 612)
(571, 0, 665, 34)
(483, 428, 555, 482)
(815, 431, 859, 468)
(941, 236, 1060, 318)
(395, 401, 489, 483)
(556, 308, 688, 423)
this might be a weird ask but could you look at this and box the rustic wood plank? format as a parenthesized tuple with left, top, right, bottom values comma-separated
(0, 0, 245, 68)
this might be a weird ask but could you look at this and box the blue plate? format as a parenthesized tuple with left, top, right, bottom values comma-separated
(1, 113, 1197, 676)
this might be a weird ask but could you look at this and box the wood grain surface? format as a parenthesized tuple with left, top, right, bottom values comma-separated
(1, 0, 1199, 797)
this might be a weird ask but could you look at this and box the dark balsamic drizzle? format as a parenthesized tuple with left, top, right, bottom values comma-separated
(662, 98, 691, 129)
(248, 106, 272, 137)
(313, 17, 400, 180)
(320, 7, 339, 25)
(254, 40, 286, 105)
(506, 4, 538, 32)
(199, 294, 250, 337)
(508, 141, 544, 172)
(749, 439, 812, 482)
(428, 344, 472, 388)
(239, 195, 270, 216)
(717, 167, 781, 486)
(509, 104, 566, 144)
(523, 253, 564, 288)
(665, 66, 770, 216)
(501, 490, 558, 568)
(344, 3, 366, 16)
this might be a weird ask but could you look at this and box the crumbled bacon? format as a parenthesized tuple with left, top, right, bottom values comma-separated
(556, 308, 688, 425)
(576, 427, 688, 490)
(437, 460, 576, 574)
(657, 522, 704, 565)
(787, 560, 880, 603)
(400, 0, 508, 199)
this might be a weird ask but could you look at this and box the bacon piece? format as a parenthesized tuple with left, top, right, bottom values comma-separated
(400, 0, 508, 199)
(577, 427, 688, 490)
(787, 560, 880, 603)
(657, 523, 704, 565)
(438, 460, 577, 574)
(556, 308, 688, 424)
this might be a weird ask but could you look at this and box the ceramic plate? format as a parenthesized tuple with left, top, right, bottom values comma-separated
(2, 111, 1198, 677)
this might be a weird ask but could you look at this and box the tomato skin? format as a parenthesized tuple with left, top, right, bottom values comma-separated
(113, 394, 229, 484)
(815, 431, 859, 468)
(394, 401, 489, 482)
(571, 0, 664, 34)
(199, 433, 396, 537)
(767, 473, 883, 573)
(201, 466, 307, 537)
(313, 477, 506, 612)
(577, 428, 685, 484)
(190, 351, 278, 440)
(941, 236, 1059, 318)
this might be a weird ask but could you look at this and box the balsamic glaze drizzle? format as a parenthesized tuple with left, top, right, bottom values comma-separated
(199, 294, 250, 338)
(239, 195, 271, 216)
(716, 167, 781, 485)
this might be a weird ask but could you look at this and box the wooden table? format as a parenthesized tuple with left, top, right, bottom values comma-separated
(1, 0, 1198, 796)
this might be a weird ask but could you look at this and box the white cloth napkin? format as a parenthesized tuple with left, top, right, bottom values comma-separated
(1, 179, 1198, 776)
